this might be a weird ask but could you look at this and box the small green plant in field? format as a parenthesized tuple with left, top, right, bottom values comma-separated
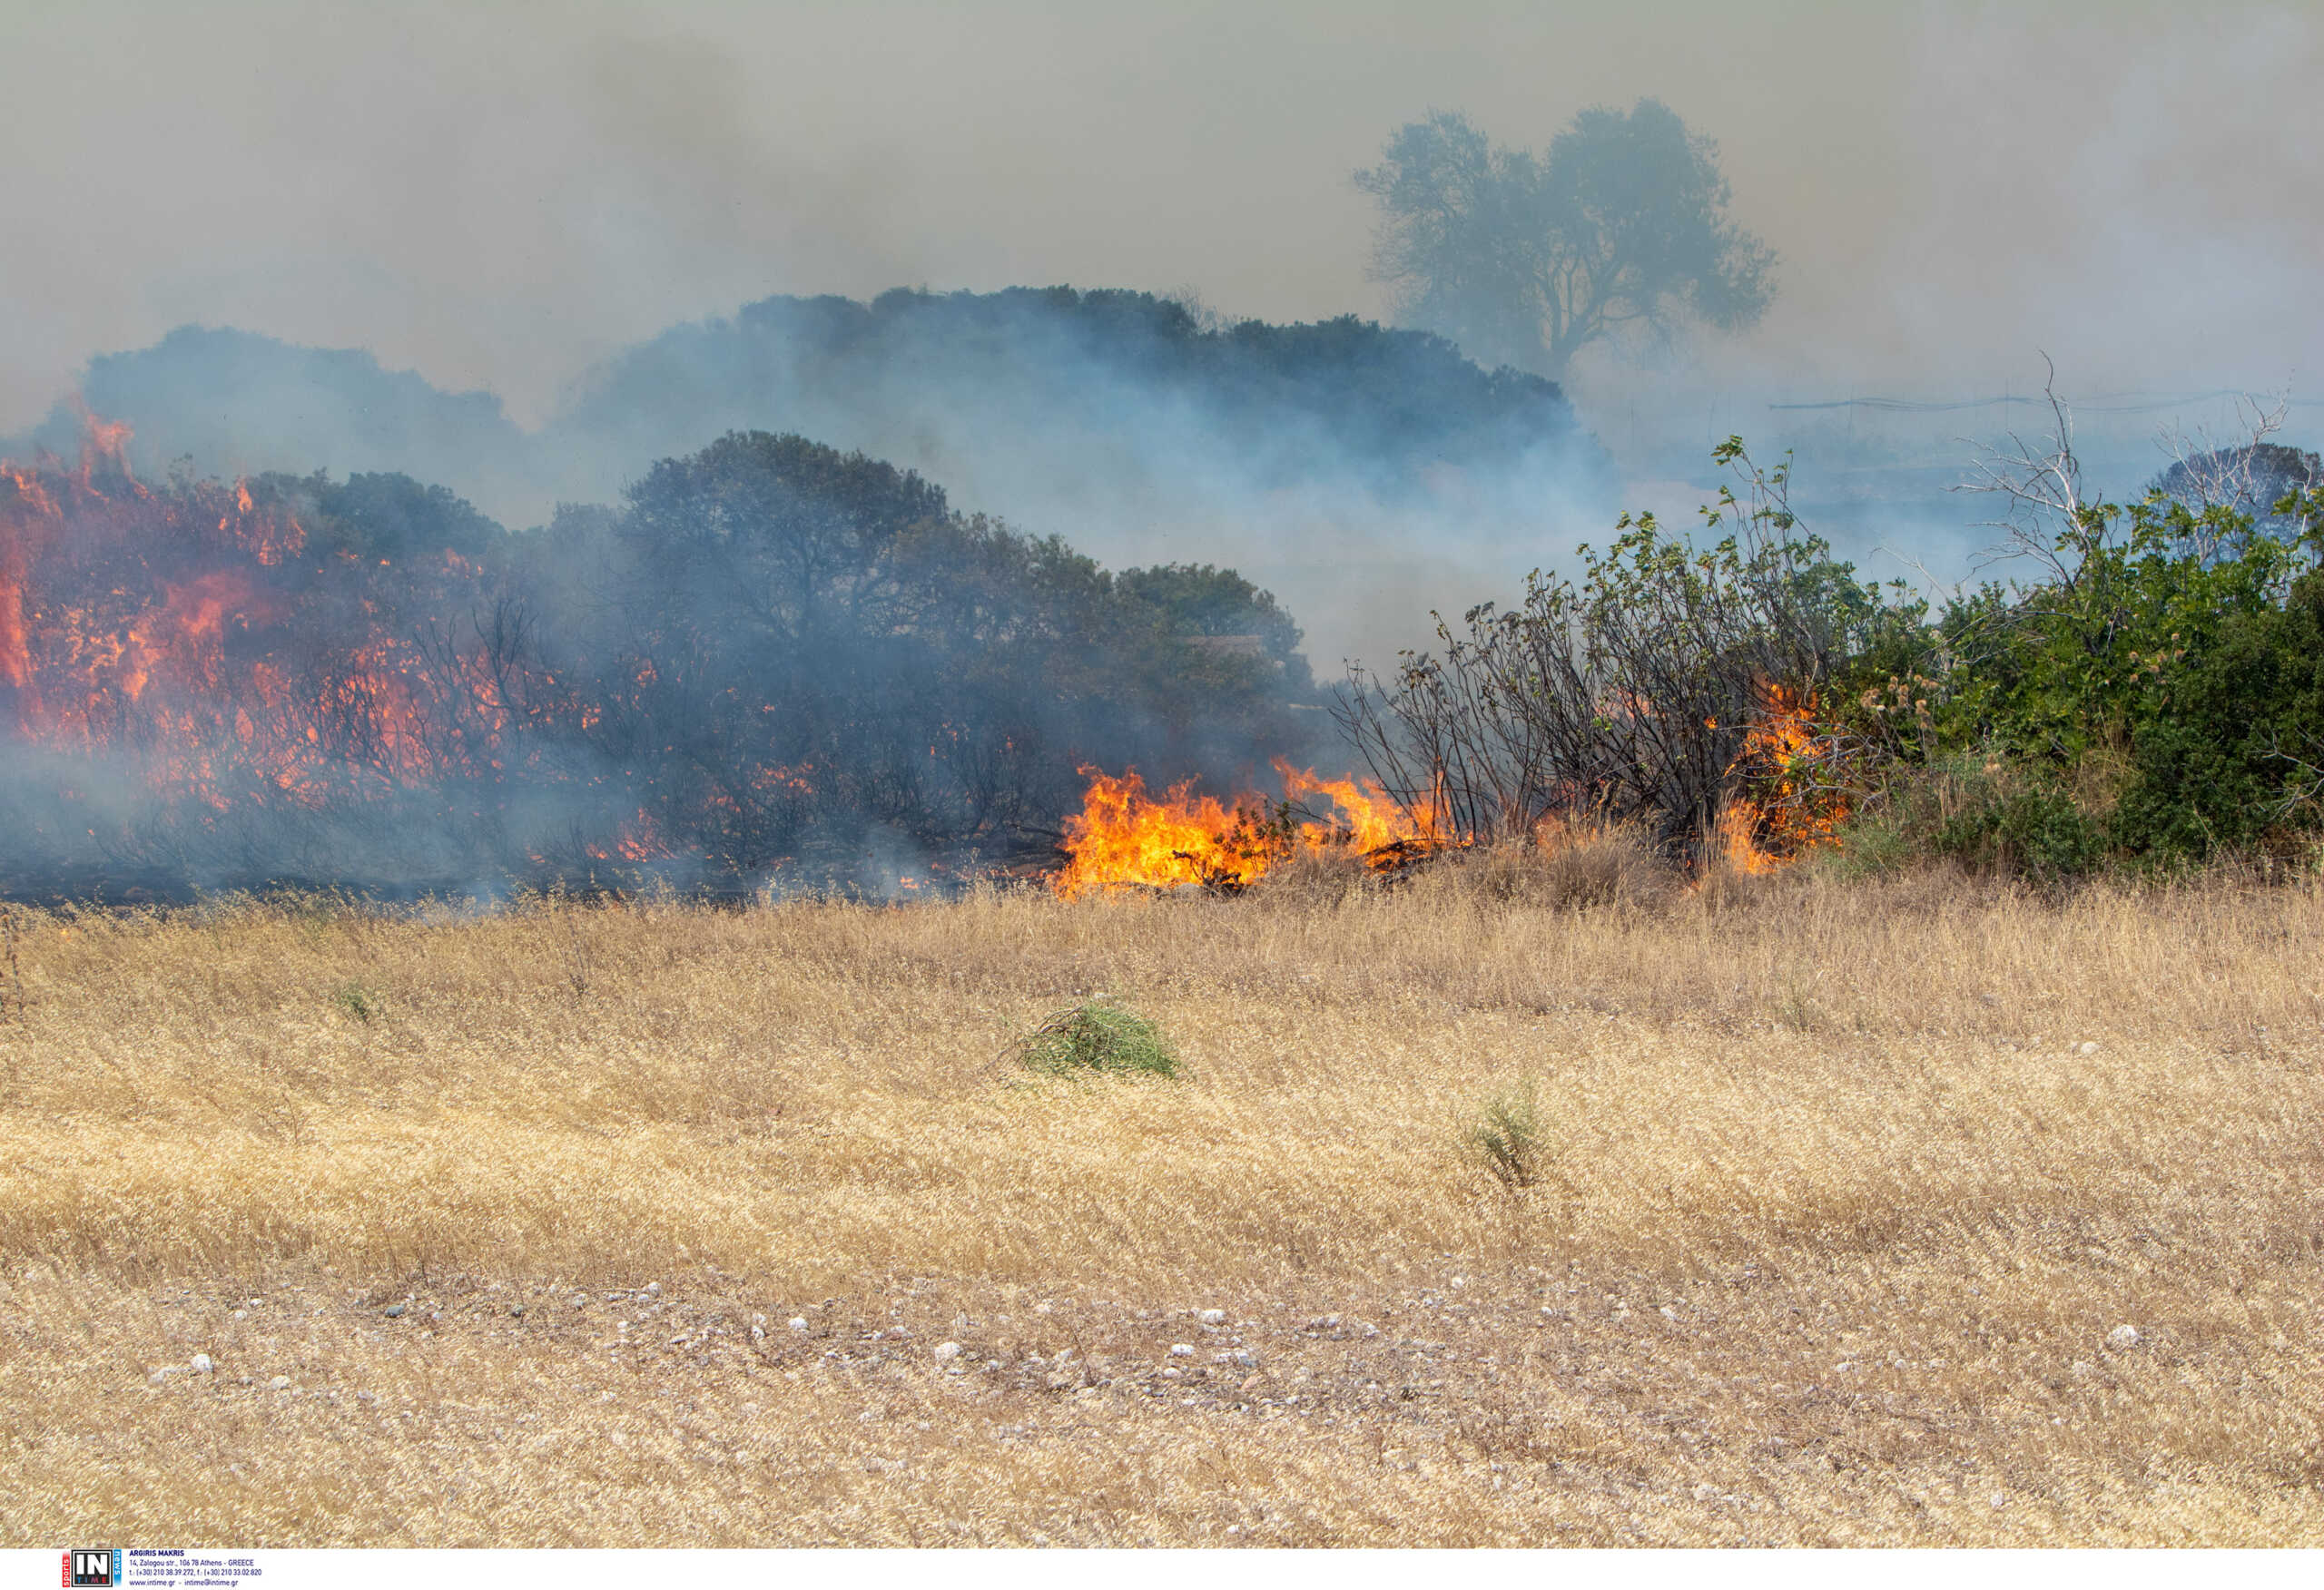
(334, 982, 382, 1024)
(1464, 1078, 1547, 1190)
(1015, 997, 1178, 1078)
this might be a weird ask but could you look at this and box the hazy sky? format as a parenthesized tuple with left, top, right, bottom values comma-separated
(4, 0, 2319, 430)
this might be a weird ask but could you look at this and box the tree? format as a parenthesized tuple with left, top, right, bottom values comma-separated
(1355, 103, 1776, 380)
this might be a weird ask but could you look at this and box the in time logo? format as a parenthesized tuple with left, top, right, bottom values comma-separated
(64, 1549, 120, 1587)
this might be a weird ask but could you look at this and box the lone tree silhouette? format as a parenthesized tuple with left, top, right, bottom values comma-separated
(1356, 101, 1775, 380)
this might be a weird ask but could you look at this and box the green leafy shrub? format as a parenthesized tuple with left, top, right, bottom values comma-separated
(1014, 998, 1178, 1078)
(1934, 788, 2104, 881)
(1463, 1078, 1546, 1190)
(334, 982, 381, 1024)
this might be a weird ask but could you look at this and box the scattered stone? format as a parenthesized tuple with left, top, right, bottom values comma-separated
(932, 1341, 961, 1361)
(149, 1366, 182, 1383)
(645, 1281, 663, 1296)
(383, 1302, 407, 1318)
(1169, 1343, 1195, 1358)
(190, 1353, 213, 1375)
(1198, 1309, 1226, 1326)
(269, 1376, 291, 1391)
(2078, 1041, 2101, 1055)
(788, 1317, 810, 1333)
(509, 1303, 525, 1317)
(2107, 1323, 2142, 1351)
(1659, 1306, 1680, 1321)
(750, 1324, 765, 1340)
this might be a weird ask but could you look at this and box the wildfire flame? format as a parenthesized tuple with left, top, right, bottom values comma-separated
(1716, 682, 1848, 875)
(0, 413, 517, 823)
(1050, 758, 1438, 898)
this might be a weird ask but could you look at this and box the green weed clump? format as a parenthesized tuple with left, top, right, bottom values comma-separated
(1464, 1078, 1547, 1190)
(1015, 998, 1178, 1079)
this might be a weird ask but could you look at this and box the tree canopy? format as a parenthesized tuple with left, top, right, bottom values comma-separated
(1356, 102, 1776, 379)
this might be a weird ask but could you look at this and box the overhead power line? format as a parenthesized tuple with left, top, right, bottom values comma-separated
(1769, 391, 2321, 416)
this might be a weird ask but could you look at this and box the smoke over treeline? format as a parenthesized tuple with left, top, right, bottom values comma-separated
(1, 386, 1385, 900)
(0, 286, 1618, 901)
(8, 287, 1610, 670)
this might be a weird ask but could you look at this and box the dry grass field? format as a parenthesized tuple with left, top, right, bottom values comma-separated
(2, 858, 2320, 1546)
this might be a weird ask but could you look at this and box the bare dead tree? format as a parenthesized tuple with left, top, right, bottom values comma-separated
(1955, 355, 2104, 590)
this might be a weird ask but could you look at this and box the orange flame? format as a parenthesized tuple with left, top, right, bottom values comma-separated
(1050, 767, 1265, 897)
(1714, 683, 1849, 874)
(0, 410, 527, 819)
(1051, 760, 1440, 898)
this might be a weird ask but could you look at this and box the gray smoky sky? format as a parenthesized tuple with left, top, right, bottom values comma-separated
(3, 0, 2319, 431)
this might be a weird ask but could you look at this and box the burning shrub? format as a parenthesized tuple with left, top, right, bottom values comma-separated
(1012, 997, 1179, 1079)
(1050, 759, 1441, 898)
(0, 417, 1333, 898)
(1336, 440, 1912, 867)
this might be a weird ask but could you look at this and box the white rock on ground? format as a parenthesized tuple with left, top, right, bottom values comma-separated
(190, 1353, 213, 1375)
(932, 1341, 961, 1360)
(788, 1317, 809, 1333)
(269, 1376, 290, 1390)
(2108, 1323, 2142, 1351)
(1169, 1343, 1194, 1358)
(1198, 1309, 1226, 1325)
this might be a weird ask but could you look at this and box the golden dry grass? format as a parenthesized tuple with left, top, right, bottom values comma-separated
(1, 862, 2320, 1545)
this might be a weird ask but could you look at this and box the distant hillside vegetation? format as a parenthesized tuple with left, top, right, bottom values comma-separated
(8, 289, 1596, 532)
(555, 287, 1587, 499)
(13, 326, 537, 497)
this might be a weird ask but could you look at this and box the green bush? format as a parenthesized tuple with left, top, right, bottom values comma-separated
(1933, 787, 2105, 881)
(334, 982, 382, 1024)
(1464, 1078, 1546, 1190)
(1015, 998, 1178, 1078)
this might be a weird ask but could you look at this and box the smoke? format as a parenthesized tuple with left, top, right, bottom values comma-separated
(5, 0, 2320, 900)
(6, 4, 2316, 416)
(13, 290, 1613, 672)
